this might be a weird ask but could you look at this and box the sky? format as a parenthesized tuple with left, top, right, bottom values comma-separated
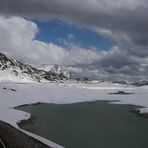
(34, 19, 113, 50)
(0, 0, 148, 81)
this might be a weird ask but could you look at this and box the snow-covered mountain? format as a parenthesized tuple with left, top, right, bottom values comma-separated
(0, 52, 70, 83)
(40, 64, 71, 79)
(1, 52, 148, 85)
(131, 79, 148, 86)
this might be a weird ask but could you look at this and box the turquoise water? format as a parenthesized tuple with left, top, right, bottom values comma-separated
(18, 101, 148, 148)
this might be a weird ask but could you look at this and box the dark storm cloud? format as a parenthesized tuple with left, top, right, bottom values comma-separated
(1, 0, 148, 48)
(0, 0, 148, 47)
(94, 47, 142, 74)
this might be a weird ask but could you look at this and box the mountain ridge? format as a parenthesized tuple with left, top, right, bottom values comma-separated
(0, 52, 70, 83)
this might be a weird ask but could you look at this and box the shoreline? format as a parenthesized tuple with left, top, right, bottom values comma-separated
(16, 100, 148, 131)
(16, 100, 148, 121)
(16, 101, 148, 137)
(16, 100, 148, 148)
(1, 83, 148, 147)
(16, 101, 148, 144)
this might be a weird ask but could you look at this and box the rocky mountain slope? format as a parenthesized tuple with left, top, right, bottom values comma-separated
(0, 52, 70, 83)
(41, 64, 70, 79)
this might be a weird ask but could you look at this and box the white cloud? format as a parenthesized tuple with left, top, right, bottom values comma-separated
(0, 15, 148, 81)
(67, 45, 101, 65)
(0, 15, 100, 66)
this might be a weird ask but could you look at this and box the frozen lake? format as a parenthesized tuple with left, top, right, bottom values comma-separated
(18, 101, 148, 148)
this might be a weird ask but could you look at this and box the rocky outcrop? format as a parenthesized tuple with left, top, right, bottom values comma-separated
(0, 120, 51, 148)
(49, 65, 70, 80)
(0, 52, 70, 82)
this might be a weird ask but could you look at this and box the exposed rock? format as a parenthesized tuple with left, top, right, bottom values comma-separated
(109, 91, 134, 95)
(0, 120, 51, 148)
(129, 109, 148, 118)
(0, 52, 71, 82)
(42, 64, 71, 80)
(132, 79, 148, 86)
(50, 64, 70, 79)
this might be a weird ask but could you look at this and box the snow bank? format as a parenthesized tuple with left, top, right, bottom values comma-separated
(0, 69, 34, 83)
(0, 82, 148, 147)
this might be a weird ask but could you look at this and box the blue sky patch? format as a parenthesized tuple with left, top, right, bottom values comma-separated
(33, 18, 113, 51)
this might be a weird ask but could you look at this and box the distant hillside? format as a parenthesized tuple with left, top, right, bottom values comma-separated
(0, 52, 70, 83)
(40, 64, 71, 79)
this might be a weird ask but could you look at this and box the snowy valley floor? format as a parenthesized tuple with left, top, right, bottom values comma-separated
(0, 82, 148, 147)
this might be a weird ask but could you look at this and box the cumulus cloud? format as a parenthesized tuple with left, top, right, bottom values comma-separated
(0, 15, 100, 66)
